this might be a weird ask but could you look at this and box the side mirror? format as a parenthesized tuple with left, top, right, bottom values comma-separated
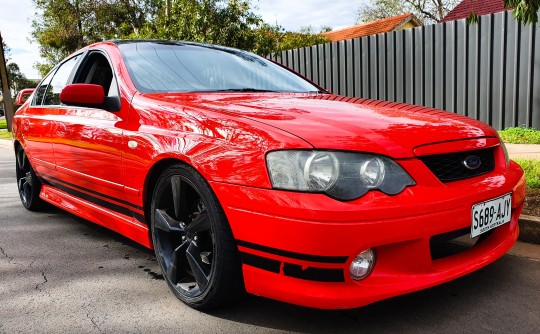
(60, 84, 105, 106)
(16, 88, 35, 105)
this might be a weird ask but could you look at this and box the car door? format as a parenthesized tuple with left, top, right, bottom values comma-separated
(50, 50, 129, 208)
(21, 56, 80, 174)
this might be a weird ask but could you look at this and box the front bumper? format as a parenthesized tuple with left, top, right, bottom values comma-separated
(210, 160, 526, 309)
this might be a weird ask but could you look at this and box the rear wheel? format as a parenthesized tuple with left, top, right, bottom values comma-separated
(15, 146, 45, 211)
(150, 164, 243, 309)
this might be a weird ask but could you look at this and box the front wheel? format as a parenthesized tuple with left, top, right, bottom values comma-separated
(15, 146, 45, 211)
(150, 164, 243, 309)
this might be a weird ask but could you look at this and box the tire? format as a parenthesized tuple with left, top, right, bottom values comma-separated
(15, 145, 45, 211)
(150, 164, 244, 309)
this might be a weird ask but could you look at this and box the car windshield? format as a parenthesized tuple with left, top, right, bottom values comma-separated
(118, 42, 322, 94)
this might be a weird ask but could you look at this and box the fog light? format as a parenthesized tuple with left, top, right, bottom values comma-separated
(349, 248, 375, 280)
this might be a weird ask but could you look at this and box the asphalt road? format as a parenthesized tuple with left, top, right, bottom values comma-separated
(1, 141, 539, 334)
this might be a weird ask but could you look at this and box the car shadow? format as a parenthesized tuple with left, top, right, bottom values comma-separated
(39, 206, 520, 333)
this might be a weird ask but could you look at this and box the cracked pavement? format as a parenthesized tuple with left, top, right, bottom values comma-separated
(0, 141, 539, 334)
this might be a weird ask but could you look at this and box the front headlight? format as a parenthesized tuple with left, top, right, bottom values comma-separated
(266, 150, 415, 201)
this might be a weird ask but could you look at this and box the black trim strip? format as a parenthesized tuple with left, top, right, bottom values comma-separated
(240, 252, 281, 273)
(237, 240, 348, 264)
(41, 173, 143, 211)
(283, 263, 344, 283)
(131, 212, 146, 224)
(240, 252, 345, 282)
(41, 176, 145, 224)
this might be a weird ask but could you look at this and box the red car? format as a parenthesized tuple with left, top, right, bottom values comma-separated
(12, 40, 526, 310)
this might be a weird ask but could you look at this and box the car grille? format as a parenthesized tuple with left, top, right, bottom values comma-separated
(419, 148, 495, 182)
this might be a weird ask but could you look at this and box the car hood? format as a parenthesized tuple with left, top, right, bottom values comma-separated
(148, 93, 498, 158)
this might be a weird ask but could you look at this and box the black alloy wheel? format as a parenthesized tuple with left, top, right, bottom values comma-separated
(15, 145, 44, 211)
(151, 164, 243, 309)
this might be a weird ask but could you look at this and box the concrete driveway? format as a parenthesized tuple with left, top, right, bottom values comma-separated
(0, 140, 539, 334)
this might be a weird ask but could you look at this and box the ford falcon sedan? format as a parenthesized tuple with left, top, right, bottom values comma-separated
(12, 40, 526, 310)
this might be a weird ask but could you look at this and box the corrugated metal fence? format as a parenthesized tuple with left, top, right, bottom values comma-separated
(269, 10, 540, 130)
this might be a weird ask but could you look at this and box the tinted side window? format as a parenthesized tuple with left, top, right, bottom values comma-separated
(74, 52, 120, 111)
(32, 71, 55, 106)
(75, 53, 114, 95)
(43, 55, 80, 106)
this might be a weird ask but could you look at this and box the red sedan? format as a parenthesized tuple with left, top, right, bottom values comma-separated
(12, 40, 526, 310)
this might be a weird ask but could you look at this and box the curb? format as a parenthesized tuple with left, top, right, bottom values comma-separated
(506, 143, 540, 160)
(0, 139, 13, 150)
(519, 215, 540, 245)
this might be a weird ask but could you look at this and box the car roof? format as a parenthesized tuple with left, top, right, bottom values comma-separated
(106, 39, 246, 54)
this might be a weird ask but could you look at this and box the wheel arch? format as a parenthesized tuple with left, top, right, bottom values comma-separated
(143, 158, 182, 226)
(142, 156, 211, 229)
(13, 139, 22, 151)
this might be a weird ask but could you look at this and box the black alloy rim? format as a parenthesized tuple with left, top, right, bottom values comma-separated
(16, 148, 33, 205)
(154, 175, 214, 297)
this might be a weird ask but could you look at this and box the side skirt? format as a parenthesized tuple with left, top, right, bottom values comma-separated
(40, 184, 153, 249)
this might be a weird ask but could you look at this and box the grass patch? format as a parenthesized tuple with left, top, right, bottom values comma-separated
(514, 158, 540, 189)
(498, 127, 540, 144)
(0, 119, 6, 129)
(0, 129, 12, 140)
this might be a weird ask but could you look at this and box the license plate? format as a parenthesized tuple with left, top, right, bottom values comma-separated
(471, 193, 512, 238)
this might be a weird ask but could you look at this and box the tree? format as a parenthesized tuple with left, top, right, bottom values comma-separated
(404, 0, 461, 22)
(134, 1, 330, 54)
(133, 0, 285, 55)
(357, 0, 540, 24)
(357, 0, 460, 24)
(275, 26, 330, 52)
(7, 64, 38, 91)
(357, 0, 405, 22)
(31, 0, 329, 71)
(506, 0, 540, 24)
(0, 42, 37, 96)
(31, 0, 159, 76)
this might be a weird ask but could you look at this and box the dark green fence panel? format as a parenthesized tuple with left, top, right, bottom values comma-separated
(271, 10, 540, 130)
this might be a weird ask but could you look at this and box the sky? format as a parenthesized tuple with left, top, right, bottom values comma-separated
(0, 0, 359, 79)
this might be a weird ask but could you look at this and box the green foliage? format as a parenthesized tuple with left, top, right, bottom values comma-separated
(6, 63, 38, 91)
(32, 0, 159, 76)
(357, 0, 405, 23)
(133, 0, 291, 55)
(0, 120, 7, 129)
(505, 0, 540, 24)
(0, 129, 12, 140)
(275, 26, 329, 52)
(466, 11, 479, 24)
(514, 158, 540, 189)
(34, 63, 54, 78)
(31, 0, 328, 66)
(499, 127, 540, 144)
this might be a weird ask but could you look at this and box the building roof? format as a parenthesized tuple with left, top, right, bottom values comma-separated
(443, 0, 510, 22)
(323, 13, 422, 42)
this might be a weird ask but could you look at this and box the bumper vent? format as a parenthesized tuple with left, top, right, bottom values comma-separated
(419, 148, 495, 182)
(430, 227, 493, 260)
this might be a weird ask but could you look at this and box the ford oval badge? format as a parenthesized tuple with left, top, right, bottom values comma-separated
(463, 156, 482, 170)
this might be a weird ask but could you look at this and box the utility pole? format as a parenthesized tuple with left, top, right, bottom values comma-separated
(0, 30, 14, 132)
